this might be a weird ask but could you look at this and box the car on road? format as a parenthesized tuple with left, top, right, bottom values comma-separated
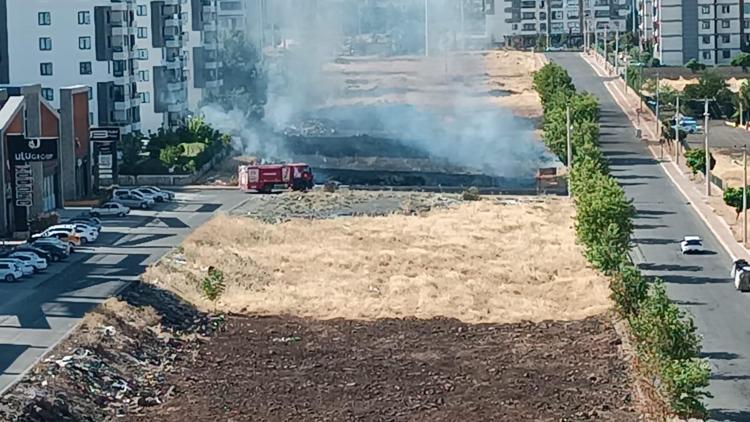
(90, 202, 130, 217)
(0, 263, 23, 282)
(31, 228, 81, 249)
(134, 186, 173, 202)
(0, 258, 34, 276)
(110, 192, 153, 210)
(25, 240, 69, 260)
(672, 117, 703, 134)
(9, 252, 47, 272)
(63, 216, 102, 231)
(680, 236, 704, 254)
(45, 223, 98, 244)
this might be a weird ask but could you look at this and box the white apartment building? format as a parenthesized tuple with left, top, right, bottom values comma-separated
(648, 0, 744, 66)
(217, 0, 248, 39)
(185, 0, 223, 111)
(485, 0, 628, 47)
(0, 0, 141, 135)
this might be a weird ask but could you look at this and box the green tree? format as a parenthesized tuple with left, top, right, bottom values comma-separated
(159, 144, 184, 169)
(533, 63, 575, 108)
(661, 119, 687, 144)
(685, 59, 706, 74)
(723, 186, 750, 219)
(119, 134, 142, 174)
(731, 52, 750, 72)
(609, 263, 649, 317)
(684, 149, 716, 175)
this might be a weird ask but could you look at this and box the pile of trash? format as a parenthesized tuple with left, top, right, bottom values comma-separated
(282, 119, 337, 137)
(0, 284, 221, 421)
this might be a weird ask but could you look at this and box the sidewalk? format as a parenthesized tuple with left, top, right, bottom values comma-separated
(580, 51, 750, 262)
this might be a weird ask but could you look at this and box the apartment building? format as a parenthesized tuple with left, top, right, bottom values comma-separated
(134, 0, 190, 133)
(0, 0, 141, 135)
(647, 0, 746, 66)
(485, 0, 628, 47)
(217, 0, 248, 38)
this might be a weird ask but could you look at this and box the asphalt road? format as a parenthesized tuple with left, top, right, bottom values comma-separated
(548, 53, 750, 421)
(686, 120, 750, 150)
(0, 187, 247, 393)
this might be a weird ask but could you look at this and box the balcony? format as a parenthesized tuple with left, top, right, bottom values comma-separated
(165, 15, 183, 27)
(205, 60, 220, 70)
(168, 103, 186, 113)
(165, 0, 180, 5)
(113, 50, 129, 61)
(166, 37, 184, 48)
(167, 81, 186, 91)
(114, 98, 131, 111)
(166, 58, 184, 70)
(203, 3, 217, 14)
(131, 121, 141, 132)
(205, 79, 223, 89)
(204, 21, 217, 32)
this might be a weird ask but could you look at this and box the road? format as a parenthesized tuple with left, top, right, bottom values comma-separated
(686, 120, 750, 150)
(547, 53, 750, 421)
(0, 187, 247, 393)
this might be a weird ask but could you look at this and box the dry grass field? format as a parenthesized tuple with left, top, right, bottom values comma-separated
(144, 194, 610, 324)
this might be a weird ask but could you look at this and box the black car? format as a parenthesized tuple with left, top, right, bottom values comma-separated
(22, 242, 68, 262)
(12, 245, 52, 261)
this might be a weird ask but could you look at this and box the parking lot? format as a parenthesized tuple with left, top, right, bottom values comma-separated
(0, 187, 247, 392)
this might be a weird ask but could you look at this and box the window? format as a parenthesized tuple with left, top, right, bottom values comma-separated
(702, 51, 711, 60)
(137, 70, 149, 82)
(136, 5, 148, 16)
(722, 5, 730, 13)
(702, 21, 711, 29)
(40, 62, 53, 76)
(139, 92, 150, 103)
(77, 11, 90, 25)
(723, 50, 732, 59)
(137, 48, 148, 60)
(522, 23, 535, 31)
(722, 34, 730, 43)
(89, 112, 94, 125)
(137, 27, 148, 38)
(79, 61, 92, 75)
(79, 36, 91, 50)
(722, 20, 731, 28)
(38, 12, 51, 25)
(540, 23, 547, 31)
(522, 12, 535, 19)
(88, 87, 93, 100)
(41, 88, 54, 102)
(702, 35, 711, 44)
(38, 37, 52, 51)
(512, 24, 518, 30)
(701, 5, 710, 14)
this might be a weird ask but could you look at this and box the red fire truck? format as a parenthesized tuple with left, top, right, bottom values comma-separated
(238, 163, 314, 193)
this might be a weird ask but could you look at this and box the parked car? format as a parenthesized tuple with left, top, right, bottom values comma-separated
(680, 236, 704, 254)
(0, 258, 33, 276)
(46, 223, 98, 244)
(25, 241, 69, 261)
(9, 252, 47, 272)
(672, 117, 703, 134)
(0, 262, 23, 282)
(137, 186, 175, 201)
(11, 244, 52, 262)
(90, 202, 130, 217)
(111, 192, 153, 210)
(31, 228, 81, 248)
(64, 215, 102, 231)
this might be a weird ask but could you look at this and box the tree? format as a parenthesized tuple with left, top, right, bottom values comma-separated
(662, 120, 687, 144)
(610, 263, 649, 317)
(733, 81, 750, 124)
(731, 52, 750, 72)
(684, 149, 716, 175)
(159, 144, 184, 170)
(723, 186, 750, 219)
(119, 134, 142, 174)
(685, 59, 706, 74)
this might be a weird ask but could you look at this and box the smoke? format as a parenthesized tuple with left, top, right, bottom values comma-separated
(201, 0, 553, 178)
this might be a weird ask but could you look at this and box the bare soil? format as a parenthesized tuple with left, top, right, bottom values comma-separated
(129, 314, 636, 422)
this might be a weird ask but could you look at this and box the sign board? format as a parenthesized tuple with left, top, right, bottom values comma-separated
(90, 126, 120, 191)
(8, 136, 57, 163)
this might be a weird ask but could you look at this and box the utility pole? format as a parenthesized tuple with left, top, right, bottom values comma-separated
(604, 26, 609, 70)
(675, 96, 680, 164)
(744, 146, 748, 244)
(615, 28, 620, 76)
(655, 70, 660, 138)
(741, 100, 745, 127)
(424, 0, 429, 57)
(705, 98, 711, 196)
(567, 105, 573, 196)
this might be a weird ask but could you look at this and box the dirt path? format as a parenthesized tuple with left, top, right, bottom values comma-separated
(130, 314, 636, 422)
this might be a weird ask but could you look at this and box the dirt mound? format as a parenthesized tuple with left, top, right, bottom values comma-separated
(129, 314, 636, 421)
(145, 194, 611, 324)
(0, 284, 220, 421)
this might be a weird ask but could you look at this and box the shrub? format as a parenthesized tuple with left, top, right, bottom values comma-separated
(461, 187, 481, 201)
(609, 263, 649, 317)
(684, 149, 716, 175)
(202, 266, 226, 302)
(660, 358, 712, 418)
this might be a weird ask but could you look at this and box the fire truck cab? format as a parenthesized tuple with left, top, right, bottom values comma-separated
(238, 163, 314, 193)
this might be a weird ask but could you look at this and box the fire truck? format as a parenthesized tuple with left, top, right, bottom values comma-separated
(238, 163, 314, 193)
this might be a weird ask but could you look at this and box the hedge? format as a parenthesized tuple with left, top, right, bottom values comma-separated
(533, 63, 711, 419)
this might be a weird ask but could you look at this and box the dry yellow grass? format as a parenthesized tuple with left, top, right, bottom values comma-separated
(144, 197, 610, 324)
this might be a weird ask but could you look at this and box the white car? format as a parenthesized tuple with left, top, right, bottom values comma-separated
(680, 236, 704, 254)
(46, 224, 98, 244)
(90, 202, 130, 217)
(0, 263, 23, 282)
(142, 186, 175, 201)
(9, 252, 47, 272)
(134, 187, 172, 202)
(0, 259, 33, 276)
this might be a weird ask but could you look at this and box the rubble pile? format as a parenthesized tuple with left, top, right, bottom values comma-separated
(0, 284, 220, 421)
(281, 119, 337, 137)
(232, 189, 461, 222)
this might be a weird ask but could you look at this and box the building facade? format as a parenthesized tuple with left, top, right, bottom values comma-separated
(485, 0, 629, 48)
(646, 0, 747, 66)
